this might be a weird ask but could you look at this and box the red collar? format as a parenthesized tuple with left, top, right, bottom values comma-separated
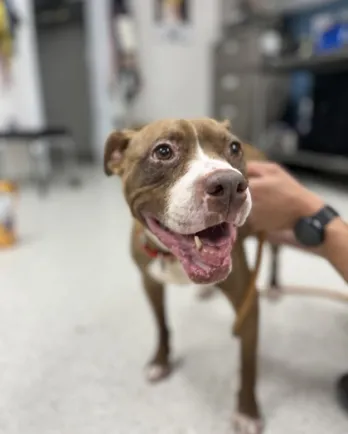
(142, 242, 175, 260)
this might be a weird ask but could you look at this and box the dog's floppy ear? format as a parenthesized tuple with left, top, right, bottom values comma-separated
(104, 129, 135, 176)
(220, 119, 231, 130)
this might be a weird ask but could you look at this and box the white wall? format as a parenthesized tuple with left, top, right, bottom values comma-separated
(131, 0, 222, 122)
(83, 0, 222, 159)
(13, 0, 44, 127)
(0, 81, 15, 129)
(130, 0, 336, 122)
(0, 0, 46, 179)
(85, 0, 114, 161)
(0, 0, 44, 129)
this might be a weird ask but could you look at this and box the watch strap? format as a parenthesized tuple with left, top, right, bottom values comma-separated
(314, 205, 339, 227)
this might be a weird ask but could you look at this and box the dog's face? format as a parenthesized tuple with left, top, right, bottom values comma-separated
(104, 118, 251, 284)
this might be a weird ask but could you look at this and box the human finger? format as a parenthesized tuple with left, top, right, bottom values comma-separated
(247, 161, 280, 178)
(248, 176, 270, 197)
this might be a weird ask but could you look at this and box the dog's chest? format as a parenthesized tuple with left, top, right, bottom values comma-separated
(147, 257, 192, 285)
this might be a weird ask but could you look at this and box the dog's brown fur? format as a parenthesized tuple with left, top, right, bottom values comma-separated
(105, 119, 266, 432)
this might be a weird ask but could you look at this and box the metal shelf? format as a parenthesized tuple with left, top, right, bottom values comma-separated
(225, 1, 341, 31)
(267, 149, 348, 175)
(261, 49, 348, 175)
(280, 0, 341, 17)
(263, 49, 348, 74)
(219, 2, 348, 175)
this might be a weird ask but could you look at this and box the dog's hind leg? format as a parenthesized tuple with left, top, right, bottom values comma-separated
(218, 242, 263, 434)
(142, 272, 172, 383)
(265, 243, 283, 301)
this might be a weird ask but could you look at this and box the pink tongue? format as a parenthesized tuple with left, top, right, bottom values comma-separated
(169, 225, 236, 267)
(193, 242, 232, 266)
(172, 235, 233, 268)
(174, 242, 233, 284)
(165, 228, 236, 283)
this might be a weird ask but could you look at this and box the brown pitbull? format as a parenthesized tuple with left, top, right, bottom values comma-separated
(104, 118, 265, 434)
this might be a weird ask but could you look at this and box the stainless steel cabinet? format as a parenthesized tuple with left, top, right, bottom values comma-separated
(212, 24, 287, 143)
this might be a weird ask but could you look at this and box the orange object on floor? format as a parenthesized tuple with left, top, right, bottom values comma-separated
(0, 180, 17, 247)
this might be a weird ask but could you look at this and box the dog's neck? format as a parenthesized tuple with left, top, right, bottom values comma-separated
(137, 224, 219, 288)
(136, 225, 193, 285)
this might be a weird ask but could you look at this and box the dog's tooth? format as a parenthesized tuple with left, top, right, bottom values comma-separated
(194, 235, 203, 251)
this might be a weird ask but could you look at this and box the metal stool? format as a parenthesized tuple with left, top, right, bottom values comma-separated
(0, 127, 81, 195)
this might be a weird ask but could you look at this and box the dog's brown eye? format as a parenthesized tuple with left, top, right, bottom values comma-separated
(230, 140, 241, 156)
(153, 143, 173, 160)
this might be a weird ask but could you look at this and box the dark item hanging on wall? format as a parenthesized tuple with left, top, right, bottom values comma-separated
(111, 0, 128, 15)
(110, 0, 142, 103)
(0, 0, 20, 83)
(154, 0, 189, 23)
(34, 0, 83, 28)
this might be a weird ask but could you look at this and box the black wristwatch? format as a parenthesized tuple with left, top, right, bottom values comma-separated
(294, 205, 340, 247)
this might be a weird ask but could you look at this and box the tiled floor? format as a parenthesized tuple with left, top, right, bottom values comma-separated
(1, 169, 348, 434)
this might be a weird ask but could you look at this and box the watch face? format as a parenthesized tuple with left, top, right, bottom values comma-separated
(294, 217, 324, 247)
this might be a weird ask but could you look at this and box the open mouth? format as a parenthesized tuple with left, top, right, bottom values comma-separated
(145, 216, 237, 284)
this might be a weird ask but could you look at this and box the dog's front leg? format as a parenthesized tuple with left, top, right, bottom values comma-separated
(234, 298, 263, 434)
(142, 272, 172, 383)
(218, 243, 263, 434)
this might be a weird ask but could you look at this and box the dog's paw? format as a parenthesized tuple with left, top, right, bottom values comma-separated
(264, 286, 283, 302)
(145, 363, 171, 383)
(196, 285, 216, 300)
(233, 413, 263, 434)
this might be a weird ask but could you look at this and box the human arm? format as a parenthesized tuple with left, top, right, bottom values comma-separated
(247, 162, 348, 283)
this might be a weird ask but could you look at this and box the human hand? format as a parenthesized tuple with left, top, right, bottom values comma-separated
(247, 162, 324, 232)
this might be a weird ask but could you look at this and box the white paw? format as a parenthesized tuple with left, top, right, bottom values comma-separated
(145, 363, 171, 383)
(233, 413, 263, 434)
(264, 286, 283, 302)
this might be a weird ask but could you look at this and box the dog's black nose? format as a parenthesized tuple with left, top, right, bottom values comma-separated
(204, 169, 247, 209)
